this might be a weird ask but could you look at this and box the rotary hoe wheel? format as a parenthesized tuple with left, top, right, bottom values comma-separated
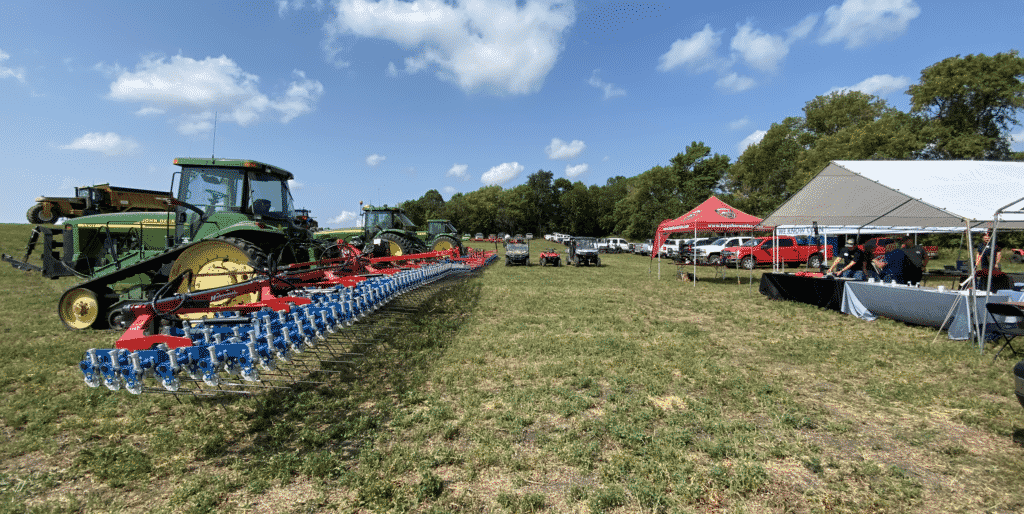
(167, 237, 268, 318)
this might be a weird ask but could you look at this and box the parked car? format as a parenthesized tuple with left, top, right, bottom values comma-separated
(526, 233, 534, 240)
(657, 239, 683, 258)
(721, 235, 838, 269)
(597, 237, 631, 253)
(676, 238, 714, 261)
(474, 232, 484, 241)
(692, 236, 753, 264)
(634, 239, 653, 256)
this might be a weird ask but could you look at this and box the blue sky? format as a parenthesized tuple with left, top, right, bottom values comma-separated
(1, 0, 1021, 228)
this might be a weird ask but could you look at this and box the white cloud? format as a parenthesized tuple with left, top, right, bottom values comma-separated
(278, 0, 323, 16)
(737, 130, 768, 154)
(565, 163, 588, 178)
(731, 15, 816, 72)
(588, 69, 625, 99)
(61, 132, 140, 156)
(546, 138, 586, 160)
(443, 186, 458, 196)
(715, 73, 756, 93)
(447, 163, 469, 180)
(288, 179, 304, 190)
(135, 107, 166, 116)
(366, 153, 386, 166)
(329, 210, 358, 225)
(387, 61, 398, 77)
(274, 70, 325, 122)
(819, 0, 920, 49)
(325, 0, 575, 95)
(729, 117, 750, 130)
(658, 24, 724, 73)
(0, 49, 26, 83)
(481, 162, 524, 185)
(826, 74, 910, 97)
(106, 55, 323, 134)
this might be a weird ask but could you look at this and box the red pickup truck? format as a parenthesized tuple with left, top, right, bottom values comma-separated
(721, 236, 838, 270)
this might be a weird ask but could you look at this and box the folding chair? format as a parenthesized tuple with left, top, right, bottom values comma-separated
(983, 302, 1024, 361)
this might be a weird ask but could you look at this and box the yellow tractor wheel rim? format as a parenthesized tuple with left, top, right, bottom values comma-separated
(60, 288, 99, 329)
(432, 240, 453, 252)
(387, 240, 404, 256)
(169, 240, 260, 319)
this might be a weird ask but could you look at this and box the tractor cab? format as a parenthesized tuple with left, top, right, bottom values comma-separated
(173, 158, 297, 242)
(426, 220, 458, 239)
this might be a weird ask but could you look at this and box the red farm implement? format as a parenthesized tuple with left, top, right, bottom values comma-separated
(78, 245, 496, 396)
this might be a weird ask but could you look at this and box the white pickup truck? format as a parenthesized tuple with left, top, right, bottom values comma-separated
(693, 236, 753, 264)
(596, 237, 631, 253)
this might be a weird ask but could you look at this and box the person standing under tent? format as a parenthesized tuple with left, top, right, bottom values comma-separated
(827, 239, 866, 279)
(975, 232, 1002, 271)
(901, 236, 928, 285)
(874, 242, 908, 284)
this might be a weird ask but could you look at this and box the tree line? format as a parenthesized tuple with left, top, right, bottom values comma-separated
(398, 51, 1024, 242)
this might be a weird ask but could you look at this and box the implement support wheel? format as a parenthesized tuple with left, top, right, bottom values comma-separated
(59, 287, 109, 330)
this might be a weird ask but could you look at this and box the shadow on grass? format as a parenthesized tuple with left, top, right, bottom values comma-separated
(183, 276, 487, 482)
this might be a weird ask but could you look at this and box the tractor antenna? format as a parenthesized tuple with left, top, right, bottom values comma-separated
(211, 112, 218, 159)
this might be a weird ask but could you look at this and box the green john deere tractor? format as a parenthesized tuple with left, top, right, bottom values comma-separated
(423, 219, 463, 255)
(4, 157, 321, 330)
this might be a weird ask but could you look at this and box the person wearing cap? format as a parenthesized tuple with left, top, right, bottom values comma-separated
(827, 238, 866, 279)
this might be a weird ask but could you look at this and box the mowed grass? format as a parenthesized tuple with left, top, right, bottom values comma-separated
(1, 224, 1023, 513)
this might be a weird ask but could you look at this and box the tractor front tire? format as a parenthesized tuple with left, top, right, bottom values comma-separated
(58, 287, 110, 330)
(27, 203, 59, 225)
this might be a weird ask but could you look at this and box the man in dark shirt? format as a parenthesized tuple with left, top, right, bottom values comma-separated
(827, 238, 866, 279)
(901, 236, 928, 285)
(874, 242, 908, 284)
(976, 233, 1002, 271)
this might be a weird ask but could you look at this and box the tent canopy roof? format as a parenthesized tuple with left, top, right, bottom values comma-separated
(760, 160, 1024, 231)
(658, 195, 766, 233)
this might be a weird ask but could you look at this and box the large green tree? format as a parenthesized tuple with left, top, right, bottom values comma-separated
(670, 142, 730, 211)
(908, 50, 1024, 160)
(613, 165, 683, 240)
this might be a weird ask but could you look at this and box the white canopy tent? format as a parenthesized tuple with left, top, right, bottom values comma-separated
(760, 160, 1024, 352)
(760, 160, 1024, 231)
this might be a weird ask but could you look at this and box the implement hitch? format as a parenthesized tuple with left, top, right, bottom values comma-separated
(1, 226, 74, 278)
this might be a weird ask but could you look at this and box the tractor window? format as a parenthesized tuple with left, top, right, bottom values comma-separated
(179, 167, 244, 214)
(248, 171, 295, 219)
(366, 211, 394, 230)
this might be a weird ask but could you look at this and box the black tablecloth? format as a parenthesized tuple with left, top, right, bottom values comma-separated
(759, 273, 846, 311)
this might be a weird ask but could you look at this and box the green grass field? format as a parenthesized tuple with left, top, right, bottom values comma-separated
(1, 224, 1023, 513)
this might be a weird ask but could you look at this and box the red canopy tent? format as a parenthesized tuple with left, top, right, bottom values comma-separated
(652, 196, 771, 259)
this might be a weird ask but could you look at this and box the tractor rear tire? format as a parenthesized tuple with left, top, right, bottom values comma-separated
(167, 237, 268, 317)
(379, 232, 413, 257)
(430, 234, 462, 256)
(27, 203, 59, 225)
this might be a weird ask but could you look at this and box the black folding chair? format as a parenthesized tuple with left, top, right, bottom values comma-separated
(983, 302, 1024, 361)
